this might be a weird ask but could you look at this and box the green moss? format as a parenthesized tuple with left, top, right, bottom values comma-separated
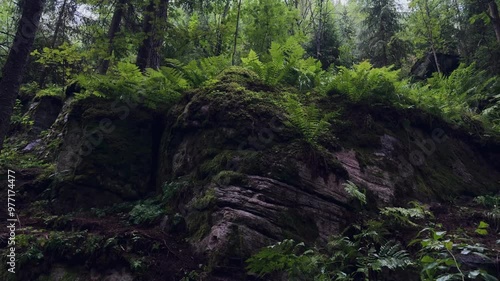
(199, 150, 236, 178)
(186, 211, 211, 241)
(216, 66, 262, 86)
(192, 188, 216, 210)
(212, 170, 248, 186)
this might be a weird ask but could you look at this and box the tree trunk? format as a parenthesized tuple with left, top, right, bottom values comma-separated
(99, 0, 127, 74)
(136, 0, 169, 71)
(214, 0, 231, 56)
(39, 0, 66, 87)
(0, 0, 45, 151)
(232, 0, 242, 65)
(315, 0, 324, 59)
(488, 1, 500, 43)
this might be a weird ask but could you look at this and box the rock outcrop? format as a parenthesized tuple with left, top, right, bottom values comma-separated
(8, 67, 498, 279)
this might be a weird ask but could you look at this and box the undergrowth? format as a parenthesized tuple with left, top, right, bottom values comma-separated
(246, 201, 499, 281)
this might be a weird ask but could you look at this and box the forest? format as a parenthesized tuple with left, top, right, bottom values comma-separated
(0, 0, 499, 280)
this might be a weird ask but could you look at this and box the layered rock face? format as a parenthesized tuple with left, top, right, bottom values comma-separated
(156, 68, 500, 274)
(16, 68, 499, 278)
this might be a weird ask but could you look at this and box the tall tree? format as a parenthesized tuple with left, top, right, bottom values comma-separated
(487, 0, 500, 42)
(358, 0, 404, 67)
(232, 0, 242, 65)
(39, 0, 68, 87)
(99, 0, 127, 74)
(136, 0, 169, 71)
(408, 0, 455, 73)
(0, 0, 45, 151)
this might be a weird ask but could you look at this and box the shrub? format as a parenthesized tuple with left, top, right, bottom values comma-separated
(327, 61, 402, 104)
(128, 201, 164, 225)
(242, 37, 324, 90)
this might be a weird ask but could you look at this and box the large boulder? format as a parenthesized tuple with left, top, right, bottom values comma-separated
(42, 96, 163, 212)
(158, 67, 500, 276)
(410, 52, 460, 79)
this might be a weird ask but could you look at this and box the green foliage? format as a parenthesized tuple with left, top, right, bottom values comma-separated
(10, 99, 33, 128)
(327, 61, 401, 104)
(474, 195, 500, 233)
(412, 227, 498, 281)
(247, 236, 413, 280)
(128, 201, 165, 225)
(357, 240, 413, 273)
(282, 95, 335, 147)
(403, 64, 500, 133)
(177, 55, 232, 87)
(242, 37, 324, 89)
(242, 0, 299, 55)
(31, 42, 88, 80)
(380, 202, 432, 227)
(246, 239, 322, 279)
(191, 188, 216, 210)
(76, 62, 183, 108)
(0, 140, 50, 170)
(475, 221, 489, 236)
(35, 84, 64, 99)
(343, 181, 366, 205)
(358, 0, 406, 67)
(474, 195, 500, 209)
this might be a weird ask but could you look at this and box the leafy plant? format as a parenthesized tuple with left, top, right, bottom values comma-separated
(247, 233, 413, 280)
(343, 181, 366, 205)
(35, 84, 64, 99)
(380, 202, 432, 227)
(10, 99, 33, 128)
(474, 195, 500, 209)
(31, 42, 87, 80)
(242, 37, 324, 89)
(411, 227, 498, 281)
(282, 95, 336, 147)
(327, 61, 402, 104)
(76, 61, 182, 108)
(128, 201, 164, 225)
(475, 221, 489, 236)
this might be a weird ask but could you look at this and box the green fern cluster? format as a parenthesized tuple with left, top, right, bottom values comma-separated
(242, 37, 324, 89)
(247, 236, 413, 280)
(343, 181, 367, 205)
(380, 202, 432, 227)
(167, 55, 231, 87)
(75, 56, 231, 108)
(282, 95, 336, 147)
(327, 61, 402, 104)
(403, 63, 500, 134)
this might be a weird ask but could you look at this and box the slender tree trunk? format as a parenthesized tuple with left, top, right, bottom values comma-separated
(423, 0, 441, 74)
(214, 0, 231, 56)
(0, 0, 45, 151)
(99, 0, 126, 74)
(232, 0, 242, 66)
(488, 1, 500, 43)
(39, 0, 66, 87)
(316, 0, 324, 59)
(136, 0, 169, 71)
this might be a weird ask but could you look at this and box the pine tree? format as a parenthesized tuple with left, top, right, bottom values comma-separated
(358, 0, 405, 67)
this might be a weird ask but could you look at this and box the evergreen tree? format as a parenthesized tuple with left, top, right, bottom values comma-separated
(358, 0, 405, 67)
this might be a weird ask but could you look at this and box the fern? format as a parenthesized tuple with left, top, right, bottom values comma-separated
(327, 61, 401, 103)
(242, 37, 324, 89)
(358, 240, 413, 272)
(343, 181, 367, 205)
(182, 55, 231, 87)
(380, 202, 432, 227)
(283, 95, 335, 147)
